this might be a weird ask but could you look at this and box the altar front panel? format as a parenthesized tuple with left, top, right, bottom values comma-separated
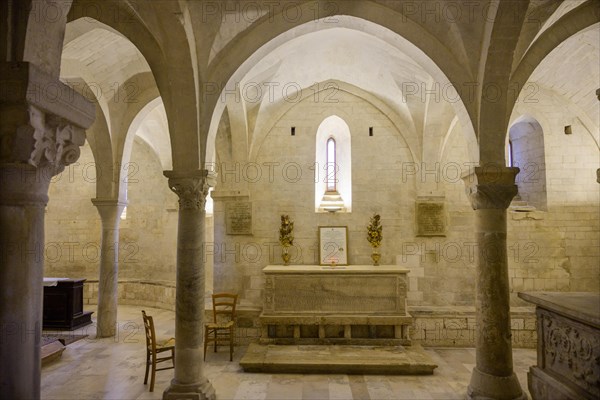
(261, 265, 412, 345)
(269, 274, 404, 314)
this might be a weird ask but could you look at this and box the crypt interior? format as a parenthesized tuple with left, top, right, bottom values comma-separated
(0, 1, 599, 399)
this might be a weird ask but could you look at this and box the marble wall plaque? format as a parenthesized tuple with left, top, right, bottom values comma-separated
(416, 199, 446, 236)
(226, 201, 252, 235)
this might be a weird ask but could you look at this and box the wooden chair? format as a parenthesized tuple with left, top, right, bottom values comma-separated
(204, 293, 238, 361)
(142, 310, 175, 392)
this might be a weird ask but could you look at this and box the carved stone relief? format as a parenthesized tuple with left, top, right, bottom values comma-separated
(540, 310, 599, 397)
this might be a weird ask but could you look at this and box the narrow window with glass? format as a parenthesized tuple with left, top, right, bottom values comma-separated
(326, 137, 336, 192)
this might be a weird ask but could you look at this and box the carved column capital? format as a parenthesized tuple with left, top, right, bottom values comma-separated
(16, 105, 86, 174)
(0, 104, 89, 206)
(164, 170, 209, 210)
(462, 165, 520, 210)
(1, 62, 94, 177)
(1, 104, 87, 176)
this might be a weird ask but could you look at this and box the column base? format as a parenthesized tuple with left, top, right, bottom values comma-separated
(162, 378, 215, 400)
(467, 367, 527, 400)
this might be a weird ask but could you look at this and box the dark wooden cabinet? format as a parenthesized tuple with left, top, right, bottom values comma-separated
(43, 278, 93, 330)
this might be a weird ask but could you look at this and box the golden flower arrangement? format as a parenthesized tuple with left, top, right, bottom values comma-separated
(279, 215, 294, 247)
(279, 215, 294, 264)
(367, 214, 382, 248)
(367, 214, 382, 265)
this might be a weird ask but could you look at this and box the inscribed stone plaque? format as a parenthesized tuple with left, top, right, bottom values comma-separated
(416, 199, 446, 236)
(226, 201, 252, 235)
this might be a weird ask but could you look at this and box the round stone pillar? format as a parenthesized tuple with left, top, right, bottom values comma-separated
(0, 61, 93, 397)
(0, 164, 51, 398)
(92, 199, 126, 338)
(462, 166, 526, 400)
(162, 170, 215, 400)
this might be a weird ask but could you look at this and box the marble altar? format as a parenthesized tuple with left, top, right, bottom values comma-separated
(261, 265, 412, 345)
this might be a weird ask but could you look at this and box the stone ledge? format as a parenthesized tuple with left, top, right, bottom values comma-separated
(260, 314, 413, 325)
(409, 305, 535, 316)
(240, 343, 437, 375)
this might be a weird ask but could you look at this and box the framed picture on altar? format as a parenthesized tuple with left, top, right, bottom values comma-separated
(319, 226, 348, 265)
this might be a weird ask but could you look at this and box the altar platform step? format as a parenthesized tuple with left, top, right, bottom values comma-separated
(239, 343, 438, 375)
(41, 334, 88, 366)
(41, 340, 65, 366)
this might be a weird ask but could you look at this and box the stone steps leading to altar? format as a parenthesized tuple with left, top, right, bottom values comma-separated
(239, 343, 437, 375)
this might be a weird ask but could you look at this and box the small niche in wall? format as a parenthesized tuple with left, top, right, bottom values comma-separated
(291, 127, 296, 136)
(564, 125, 572, 135)
(369, 127, 373, 136)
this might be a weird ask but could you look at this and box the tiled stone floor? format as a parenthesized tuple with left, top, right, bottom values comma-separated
(41, 305, 536, 400)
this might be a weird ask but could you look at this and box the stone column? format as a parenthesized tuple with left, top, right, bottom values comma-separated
(462, 166, 526, 400)
(0, 61, 94, 398)
(162, 170, 215, 400)
(92, 199, 126, 337)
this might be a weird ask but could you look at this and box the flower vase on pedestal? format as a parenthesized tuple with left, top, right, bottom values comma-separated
(282, 247, 291, 265)
(371, 248, 380, 266)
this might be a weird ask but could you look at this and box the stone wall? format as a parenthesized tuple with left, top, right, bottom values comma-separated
(45, 143, 99, 278)
(509, 93, 600, 296)
(45, 137, 180, 283)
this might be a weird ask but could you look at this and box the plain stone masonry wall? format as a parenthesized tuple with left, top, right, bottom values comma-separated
(83, 279, 176, 309)
(45, 144, 99, 278)
(403, 206, 599, 308)
(45, 137, 179, 281)
(508, 207, 600, 299)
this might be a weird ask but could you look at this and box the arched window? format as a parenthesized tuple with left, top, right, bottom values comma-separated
(315, 116, 351, 212)
(326, 138, 337, 192)
(508, 115, 547, 210)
